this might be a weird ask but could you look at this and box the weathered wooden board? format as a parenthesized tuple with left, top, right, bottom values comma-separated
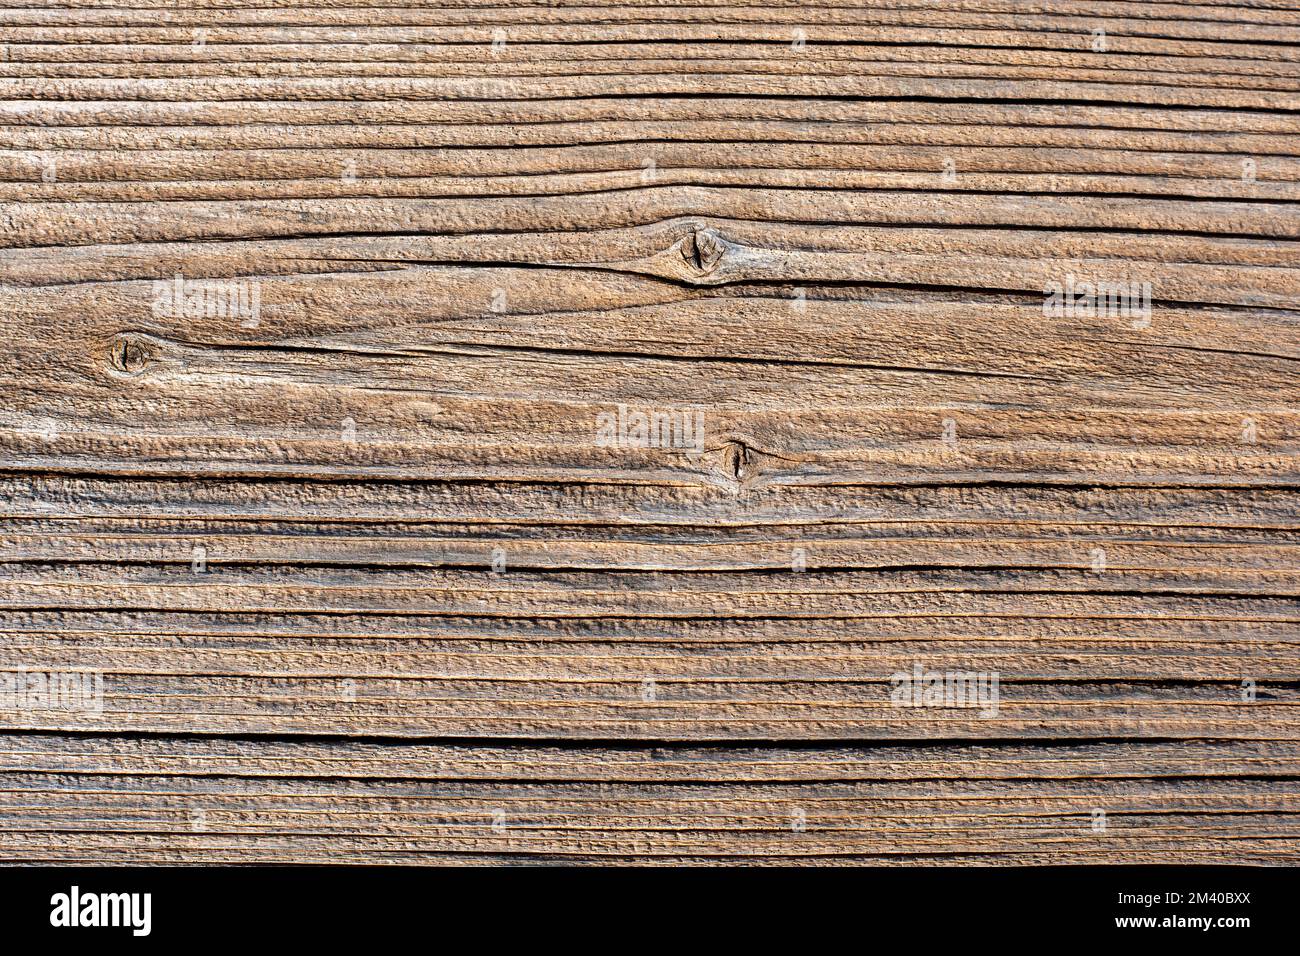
(0, 0, 1297, 865)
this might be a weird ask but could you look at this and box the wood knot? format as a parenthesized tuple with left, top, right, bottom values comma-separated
(701, 437, 773, 492)
(722, 439, 752, 482)
(107, 333, 152, 375)
(680, 227, 727, 275)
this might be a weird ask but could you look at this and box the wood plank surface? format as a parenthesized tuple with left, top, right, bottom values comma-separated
(0, 0, 1297, 865)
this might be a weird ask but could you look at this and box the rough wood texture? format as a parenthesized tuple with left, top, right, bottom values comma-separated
(0, 0, 1297, 865)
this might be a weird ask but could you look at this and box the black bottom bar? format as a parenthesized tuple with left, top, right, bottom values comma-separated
(1, 865, 1292, 945)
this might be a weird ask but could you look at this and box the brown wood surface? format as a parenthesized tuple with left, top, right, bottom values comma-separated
(0, 0, 1298, 865)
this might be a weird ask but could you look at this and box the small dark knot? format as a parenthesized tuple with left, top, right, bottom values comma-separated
(107, 334, 150, 375)
(722, 439, 751, 481)
(680, 227, 727, 274)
